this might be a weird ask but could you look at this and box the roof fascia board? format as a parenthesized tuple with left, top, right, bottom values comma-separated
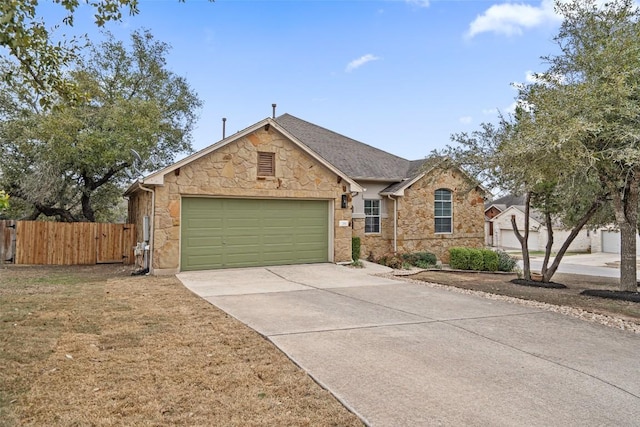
(352, 177, 404, 183)
(379, 173, 426, 197)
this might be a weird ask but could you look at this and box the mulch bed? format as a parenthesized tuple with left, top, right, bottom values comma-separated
(581, 290, 640, 303)
(510, 278, 567, 289)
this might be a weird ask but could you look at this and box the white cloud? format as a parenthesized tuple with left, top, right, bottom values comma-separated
(466, 0, 560, 38)
(459, 116, 473, 124)
(405, 0, 430, 8)
(525, 70, 538, 83)
(482, 108, 498, 115)
(345, 54, 381, 73)
(505, 101, 519, 115)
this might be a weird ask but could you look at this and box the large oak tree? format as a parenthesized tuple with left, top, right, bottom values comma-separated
(0, 30, 202, 222)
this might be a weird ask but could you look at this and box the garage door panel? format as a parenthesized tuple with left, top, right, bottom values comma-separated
(187, 236, 223, 247)
(181, 198, 329, 271)
(187, 218, 223, 230)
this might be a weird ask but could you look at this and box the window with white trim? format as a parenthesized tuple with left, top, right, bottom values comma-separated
(364, 199, 380, 233)
(434, 189, 452, 233)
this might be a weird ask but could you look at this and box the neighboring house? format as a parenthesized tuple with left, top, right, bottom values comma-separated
(125, 113, 486, 274)
(485, 195, 592, 252)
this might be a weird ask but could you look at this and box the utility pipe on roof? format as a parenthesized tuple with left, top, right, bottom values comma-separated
(387, 195, 397, 253)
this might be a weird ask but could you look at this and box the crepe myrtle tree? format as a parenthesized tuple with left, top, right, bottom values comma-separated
(0, 30, 202, 222)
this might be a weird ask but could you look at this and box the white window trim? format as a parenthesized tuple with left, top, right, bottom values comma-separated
(364, 199, 381, 234)
(435, 189, 453, 234)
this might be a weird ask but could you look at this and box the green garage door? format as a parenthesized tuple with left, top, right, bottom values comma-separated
(181, 198, 329, 271)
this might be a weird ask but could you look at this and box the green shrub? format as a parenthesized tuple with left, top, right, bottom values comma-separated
(469, 249, 485, 271)
(414, 251, 437, 267)
(400, 251, 437, 269)
(496, 250, 518, 272)
(414, 259, 434, 269)
(449, 247, 471, 270)
(352, 237, 361, 261)
(482, 249, 499, 272)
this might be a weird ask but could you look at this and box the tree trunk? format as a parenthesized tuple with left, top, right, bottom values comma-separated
(610, 174, 638, 292)
(619, 220, 637, 291)
(81, 192, 96, 222)
(541, 199, 603, 283)
(540, 211, 554, 281)
(512, 192, 532, 280)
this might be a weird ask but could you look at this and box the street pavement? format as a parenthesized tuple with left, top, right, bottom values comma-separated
(523, 252, 639, 278)
(178, 262, 640, 426)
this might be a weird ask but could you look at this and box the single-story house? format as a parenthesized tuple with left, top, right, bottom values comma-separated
(125, 113, 486, 274)
(485, 195, 593, 252)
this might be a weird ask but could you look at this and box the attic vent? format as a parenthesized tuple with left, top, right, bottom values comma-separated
(257, 152, 275, 176)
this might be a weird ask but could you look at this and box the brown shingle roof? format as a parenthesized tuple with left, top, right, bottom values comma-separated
(276, 114, 418, 181)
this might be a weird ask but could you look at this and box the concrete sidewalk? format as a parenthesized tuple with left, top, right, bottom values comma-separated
(178, 263, 640, 426)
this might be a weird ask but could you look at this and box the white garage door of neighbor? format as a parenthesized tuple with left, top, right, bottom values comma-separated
(601, 230, 640, 254)
(500, 229, 539, 251)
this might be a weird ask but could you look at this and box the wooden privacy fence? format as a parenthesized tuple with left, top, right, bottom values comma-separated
(0, 221, 135, 265)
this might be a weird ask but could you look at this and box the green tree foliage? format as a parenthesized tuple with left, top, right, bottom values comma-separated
(0, 190, 9, 210)
(449, 110, 606, 282)
(0, 30, 202, 222)
(523, 0, 640, 291)
(0, 0, 140, 108)
(1, 0, 213, 108)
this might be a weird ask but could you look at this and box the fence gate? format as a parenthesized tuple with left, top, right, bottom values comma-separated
(96, 224, 134, 264)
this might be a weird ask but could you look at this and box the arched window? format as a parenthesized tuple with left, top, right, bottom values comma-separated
(434, 189, 452, 233)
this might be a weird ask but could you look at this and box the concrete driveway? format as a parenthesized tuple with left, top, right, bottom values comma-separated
(178, 263, 640, 426)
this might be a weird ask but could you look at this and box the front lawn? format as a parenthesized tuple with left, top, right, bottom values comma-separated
(0, 265, 363, 426)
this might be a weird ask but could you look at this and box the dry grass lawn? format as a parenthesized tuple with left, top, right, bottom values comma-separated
(0, 265, 363, 427)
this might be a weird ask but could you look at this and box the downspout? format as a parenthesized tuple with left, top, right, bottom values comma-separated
(387, 195, 397, 253)
(137, 182, 155, 274)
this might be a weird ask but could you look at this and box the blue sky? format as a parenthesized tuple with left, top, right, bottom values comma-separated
(43, 0, 566, 160)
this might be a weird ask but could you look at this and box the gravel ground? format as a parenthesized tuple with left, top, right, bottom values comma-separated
(382, 272, 640, 334)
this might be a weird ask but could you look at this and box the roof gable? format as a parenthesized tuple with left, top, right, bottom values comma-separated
(491, 205, 544, 227)
(130, 117, 362, 191)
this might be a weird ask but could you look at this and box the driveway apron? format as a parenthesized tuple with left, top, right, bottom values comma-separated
(177, 264, 640, 426)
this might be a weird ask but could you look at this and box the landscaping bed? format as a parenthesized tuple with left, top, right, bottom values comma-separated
(408, 269, 640, 326)
(0, 264, 363, 427)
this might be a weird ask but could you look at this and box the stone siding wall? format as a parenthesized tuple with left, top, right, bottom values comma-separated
(351, 169, 485, 264)
(352, 217, 394, 261)
(148, 127, 351, 274)
(395, 168, 485, 263)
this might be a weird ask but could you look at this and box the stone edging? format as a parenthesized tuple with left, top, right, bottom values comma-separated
(381, 273, 640, 334)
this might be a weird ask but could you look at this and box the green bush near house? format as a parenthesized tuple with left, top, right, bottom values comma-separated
(496, 250, 518, 272)
(449, 247, 471, 270)
(352, 237, 361, 261)
(374, 251, 438, 270)
(401, 252, 437, 269)
(449, 247, 503, 272)
(469, 249, 485, 271)
(483, 250, 499, 272)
